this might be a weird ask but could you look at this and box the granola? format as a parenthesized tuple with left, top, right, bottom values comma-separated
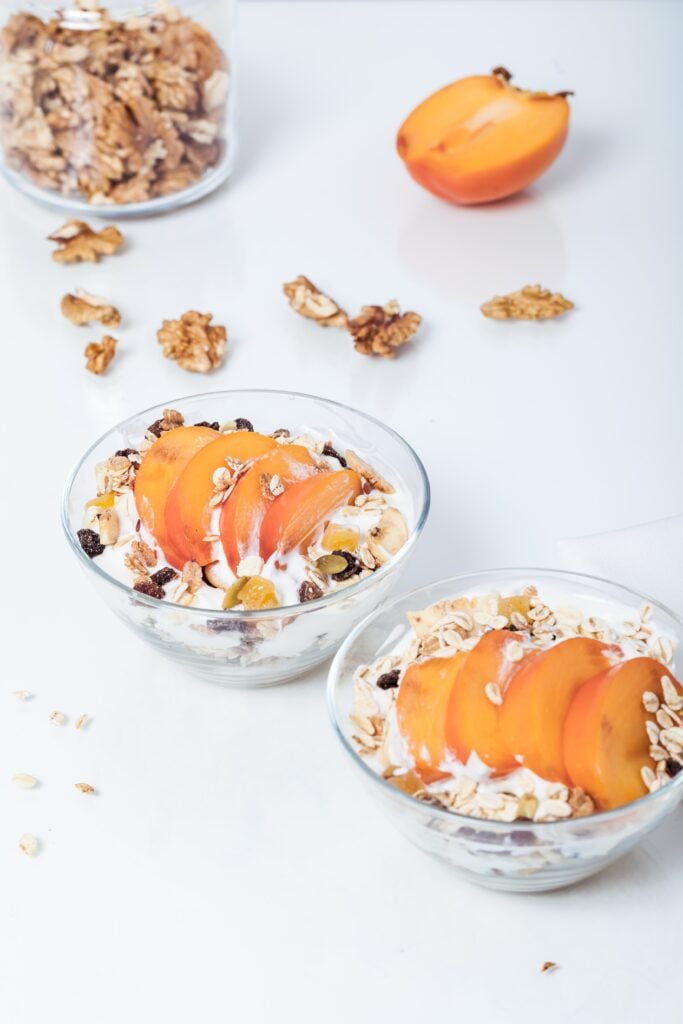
(157, 310, 227, 373)
(481, 284, 574, 321)
(1, 3, 230, 206)
(350, 585, 681, 822)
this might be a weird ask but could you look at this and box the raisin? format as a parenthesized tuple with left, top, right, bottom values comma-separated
(77, 528, 104, 559)
(377, 669, 400, 690)
(234, 418, 254, 432)
(665, 758, 682, 778)
(133, 579, 164, 599)
(207, 618, 252, 635)
(330, 550, 362, 581)
(322, 443, 347, 467)
(272, 428, 290, 439)
(194, 421, 219, 430)
(151, 567, 178, 587)
(115, 447, 140, 460)
(299, 580, 324, 603)
(146, 418, 165, 437)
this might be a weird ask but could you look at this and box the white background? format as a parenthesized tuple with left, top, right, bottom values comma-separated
(1, 2, 682, 1022)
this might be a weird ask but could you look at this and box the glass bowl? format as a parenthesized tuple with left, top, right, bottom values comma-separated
(62, 389, 430, 687)
(327, 569, 683, 892)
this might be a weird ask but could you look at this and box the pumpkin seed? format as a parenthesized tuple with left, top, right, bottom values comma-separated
(222, 577, 248, 609)
(315, 554, 349, 576)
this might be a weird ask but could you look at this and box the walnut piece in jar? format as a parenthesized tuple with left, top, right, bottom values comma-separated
(157, 311, 227, 373)
(84, 335, 118, 375)
(480, 284, 574, 321)
(49, 221, 124, 264)
(62, 290, 121, 328)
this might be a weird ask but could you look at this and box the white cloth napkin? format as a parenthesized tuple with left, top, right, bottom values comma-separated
(558, 514, 683, 617)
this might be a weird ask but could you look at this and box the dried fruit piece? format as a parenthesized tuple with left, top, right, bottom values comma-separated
(18, 833, 38, 856)
(239, 576, 278, 610)
(367, 507, 409, 567)
(348, 301, 422, 357)
(298, 580, 324, 603)
(222, 578, 248, 609)
(61, 289, 121, 328)
(157, 311, 228, 373)
(150, 567, 178, 587)
(77, 528, 104, 559)
(321, 523, 359, 553)
(234, 418, 254, 432)
(481, 285, 573, 321)
(377, 670, 400, 690)
(85, 335, 118, 375)
(321, 443, 347, 466)
(328, 550, 362, 581)
(283, 275, 348, 328)
(133, 579, 165, 600)
(49, 221, 123, 263)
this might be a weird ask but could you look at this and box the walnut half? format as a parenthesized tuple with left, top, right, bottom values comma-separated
(62, 289, 121, 328)
(348, 301, 422, 357)
(480, 284, 574, 321)
(283, 276, 348, 328)
(49, 220, 124, 264)
(84, 335, 118, 375)
(157, 310, 227, 373)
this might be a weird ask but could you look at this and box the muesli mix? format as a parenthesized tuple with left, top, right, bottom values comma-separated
(350, 585, 682, 822)
(77, 408, 411, 611)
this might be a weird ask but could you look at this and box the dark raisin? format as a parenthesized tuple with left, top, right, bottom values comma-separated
(115, 447, 140, 460)
(322, 443, 347, 467)
(207, 618, 251, 635)
(330, 550, 362, 582)
(665, 758, 683, 778)
(135, 519, 141, 533)
(194, 421, 219, 430)
(151, 567, 178, 587)
(506, 623, 519, 632)
(77, 528, 104, 559)
(234, 418, 254, 432)
(133, 579, 164, 599)
(377, 669, 400, 690)
(146, 419, 165, 437)
(299, 580, 324, 603)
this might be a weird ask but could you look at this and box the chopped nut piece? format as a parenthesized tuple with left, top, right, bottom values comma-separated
(283, 275, 348, 328)
(96, 454, 135, 494)
(75, 714, 89, 731)
(85, 335, 119, 375)
(12, 773, 38, 789)
(147, 409, 185, 437)
(49, 711, 65, 725)
(125, 539, 157, 577)
(18, 833, 39, 856)
(568, 786, 594, 817)
(61, 289, 121, 328)
(348, 300, 422, 357)
(181, 560, 203, 598)
(75, 782, 95, 794)
(481, 284, 574, 321)
(541, 962, 558, 974)
(49, 221, 123, 263)
(157, 311, 227, 373)
(345, 450, 395, 494)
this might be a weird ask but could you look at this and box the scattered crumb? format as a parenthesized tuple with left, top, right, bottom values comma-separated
(541, 961, 558, 974)
(75, 782, 96, 795)
(75, 714, 89, 731)
(49, 711, 66, 726)
(18, 833, 39, 856)
(12, 773, 38, 789)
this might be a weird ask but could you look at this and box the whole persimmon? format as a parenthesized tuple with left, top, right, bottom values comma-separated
(397, 67, 572, 205)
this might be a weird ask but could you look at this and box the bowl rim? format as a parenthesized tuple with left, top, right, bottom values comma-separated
(327, 566, 683, 831)
(61, 387, 431, 618)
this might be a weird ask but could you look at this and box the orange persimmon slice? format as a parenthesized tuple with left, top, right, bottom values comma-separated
(219, 445, 318, 572)
(396, 651, 468, 783)
(165, 432, 277, 568)
(445, 630, 535, 774)
(500, 637, 620, 785)
(134, 425, 219, 567)
(259, 469, 362, 561)
(397, 68, 570, 205)
(563, 658, 683, 810)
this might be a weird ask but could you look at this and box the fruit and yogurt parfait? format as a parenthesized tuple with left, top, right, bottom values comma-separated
(77, 407, 412, 613)
(350, 582, 682, 821)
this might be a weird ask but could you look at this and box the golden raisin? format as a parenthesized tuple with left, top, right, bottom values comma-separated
(498, 595, 531, 620)
(239, 576, 279, 610)
(85, 493, 116, 510)
(321, 523, 359, 553)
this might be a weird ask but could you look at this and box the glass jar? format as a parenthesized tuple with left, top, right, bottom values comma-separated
(0, 0, 235, 215)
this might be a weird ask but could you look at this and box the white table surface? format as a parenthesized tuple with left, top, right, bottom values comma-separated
(2, 2, 682, 1021)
